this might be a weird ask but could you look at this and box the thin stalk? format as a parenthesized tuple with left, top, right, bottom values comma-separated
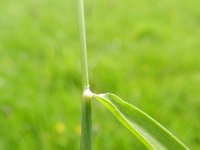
(78, 0, 92, 149)
(78, 0, 89, 89)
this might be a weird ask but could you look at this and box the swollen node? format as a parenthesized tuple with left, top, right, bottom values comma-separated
(83, 88, 93, 100)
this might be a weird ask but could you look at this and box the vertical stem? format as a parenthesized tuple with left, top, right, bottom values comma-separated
(78, 0, 92, 150)
(78, 0, 89, 89)
(81, 89, 92, 150)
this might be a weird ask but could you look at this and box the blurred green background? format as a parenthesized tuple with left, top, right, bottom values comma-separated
(0, 0, 200, 149)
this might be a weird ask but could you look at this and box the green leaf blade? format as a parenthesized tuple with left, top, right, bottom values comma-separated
(94, 93, 189, 150)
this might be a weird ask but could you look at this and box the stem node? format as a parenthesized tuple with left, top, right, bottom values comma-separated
(83, 88, 93, 100)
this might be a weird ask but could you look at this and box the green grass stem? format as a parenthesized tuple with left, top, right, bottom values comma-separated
(78, 0, 92, 149)
(78, 0, 89, 89)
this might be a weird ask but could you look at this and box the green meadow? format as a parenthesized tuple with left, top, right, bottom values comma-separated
(0, 0, 200, 149)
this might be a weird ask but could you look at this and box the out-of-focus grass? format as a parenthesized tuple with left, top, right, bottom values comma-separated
(0, 0, 200, 149)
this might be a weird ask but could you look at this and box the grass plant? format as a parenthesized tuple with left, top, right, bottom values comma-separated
(78, 0, 189, 149)
(1, 0, 199, 149)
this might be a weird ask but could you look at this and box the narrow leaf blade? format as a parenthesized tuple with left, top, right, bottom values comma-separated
(94, 93, 189, 150)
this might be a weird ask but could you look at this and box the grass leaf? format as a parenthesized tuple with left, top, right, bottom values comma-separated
(93, 93, 189, 150)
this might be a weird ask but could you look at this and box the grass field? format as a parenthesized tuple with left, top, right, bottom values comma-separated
(0, 0, 200, 149)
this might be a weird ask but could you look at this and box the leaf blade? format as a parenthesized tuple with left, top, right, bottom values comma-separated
(94, 93, 189, 150)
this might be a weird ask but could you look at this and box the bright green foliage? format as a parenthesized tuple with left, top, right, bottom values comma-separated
(94, 93, 189, 150)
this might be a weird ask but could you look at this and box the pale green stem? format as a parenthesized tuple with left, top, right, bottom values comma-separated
(78, 0, 92, 149)
(78, 0, 89, 89)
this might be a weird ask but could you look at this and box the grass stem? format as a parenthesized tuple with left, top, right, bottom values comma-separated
(78, 0, 92, 149)
(78, 0, 89, 89)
